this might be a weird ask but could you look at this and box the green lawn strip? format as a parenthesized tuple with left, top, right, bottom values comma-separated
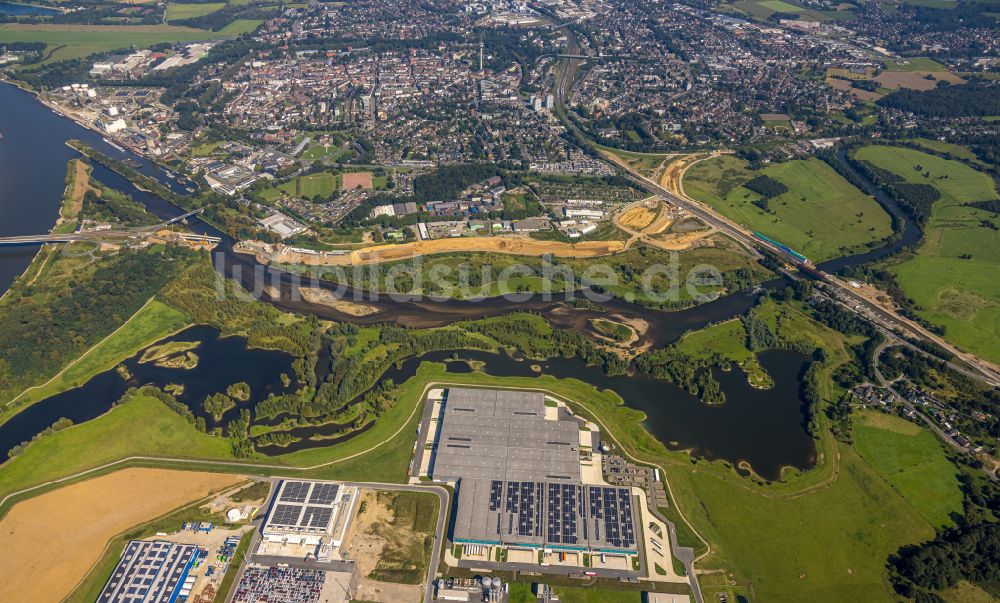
(0, 394, 233, 510)
(552, 586, 642, 603)
(854, 145, 1000, 362)
(852, 410, 963, 528)
(684, 155, 893, 262)
(213, 527, 255, 603)
(0, 299, 190, 424)
(166, 2, 225, 21)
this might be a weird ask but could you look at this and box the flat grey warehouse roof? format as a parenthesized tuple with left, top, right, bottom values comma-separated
(430, 388, 582, 483)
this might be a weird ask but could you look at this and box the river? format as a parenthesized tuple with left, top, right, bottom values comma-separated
(0, 82, 186, 294)
(0, 81, 915, 479)
(0, 2, 60, 15)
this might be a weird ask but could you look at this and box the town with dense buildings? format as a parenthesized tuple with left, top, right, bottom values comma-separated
(0, 0, 998, 601)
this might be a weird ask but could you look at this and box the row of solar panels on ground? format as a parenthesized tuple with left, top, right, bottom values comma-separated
(487, 480, 636, 549)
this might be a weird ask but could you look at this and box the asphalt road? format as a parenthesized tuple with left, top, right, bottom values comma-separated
(227, 477, 449, 603)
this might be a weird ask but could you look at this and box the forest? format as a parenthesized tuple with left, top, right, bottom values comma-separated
(850, 157, 941, 227)
(878, 82, 1000, 119)
(743, 174, 788, 211)
(0, 246, 196, 402)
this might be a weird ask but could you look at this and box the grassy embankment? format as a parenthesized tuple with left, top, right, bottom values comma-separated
(53, 158, 96, 235)
(854, 145, 1000, 363)
(0, 299, 190, 422)
(598, 145, 672, 178)
(0, 294, 964, 603)
(684, 155, 894, 262)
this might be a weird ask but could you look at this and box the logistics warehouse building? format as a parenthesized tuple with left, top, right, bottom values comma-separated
(431, 388, 638, 555)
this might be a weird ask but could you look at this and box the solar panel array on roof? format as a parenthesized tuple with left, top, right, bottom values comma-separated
(301, 506, 333, 528)
(264, 480, 344, 535)
(454, 478, 638, 552)
(98, 540, 198, 603)
(308, 482, 339, 505)
(271, 503, 303, 527)
(280, 481, 310, 503)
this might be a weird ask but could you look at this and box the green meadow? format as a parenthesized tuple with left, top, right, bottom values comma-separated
(684, 155, 893, 262)
(277, 171, 342, 198)
(853, 410, 964, 528)
(854, 145, 1000, 363)
(165, 2, 225, 21)
(0, 24, 234, 65)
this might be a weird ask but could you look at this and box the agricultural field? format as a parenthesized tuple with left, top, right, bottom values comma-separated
(0, 24, 235, 64)
(727, 0, 855, 21)
(852, 410, 964, 528)
(684, 155, 893, 262)
(215, 19, 264, 36)
(882, 57, 950, 72)
(0, 467, 241, 602)
(853, 145, 1000, 363)
(165, 2, 224, 21)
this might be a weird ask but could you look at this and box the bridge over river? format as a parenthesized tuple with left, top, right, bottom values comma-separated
(0, 209, 218, 246)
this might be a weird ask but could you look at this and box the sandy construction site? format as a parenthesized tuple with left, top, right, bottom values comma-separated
(256, 236, 627, 267)
(341, 490, 424, 603)
(0, 468, 242, 602)
(350, 237, 626, 263)
(617, 203, 660, 231)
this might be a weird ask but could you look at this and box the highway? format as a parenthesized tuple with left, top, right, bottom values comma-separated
(547, 37, 1000, 388)
(0, 209, 219, 246)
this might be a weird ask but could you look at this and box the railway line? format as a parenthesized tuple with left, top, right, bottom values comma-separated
(545, 23, 1000, 388)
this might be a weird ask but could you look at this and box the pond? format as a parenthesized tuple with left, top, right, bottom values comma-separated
(0, 326, 299, 457)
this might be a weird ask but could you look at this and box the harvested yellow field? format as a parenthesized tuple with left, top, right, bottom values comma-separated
(0, 468, 242, 602)
(618, 205, 659, 230)
(875, 70, 964, 91)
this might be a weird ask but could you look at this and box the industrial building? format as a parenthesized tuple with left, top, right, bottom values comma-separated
(429, 388, 640, 557)
(97, 540, 199, 603)
(258, 480, 359, 560)
(431, 388, 583, 483)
